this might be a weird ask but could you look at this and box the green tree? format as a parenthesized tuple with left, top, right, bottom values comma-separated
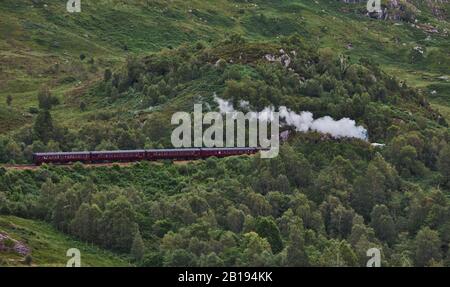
(302, 79, 323, 97)
(285, 221, 309, 266)
(349, 216, 377, 265)
(254, 217, 283, 253)
(338, 240, 359, 267)
(386, 135, 427, 176)
(131, 230, 145, 262)
(226, 207, 245, 233)
(53, 193, 75, 232)
(314, 157, 355, 203)
(141, 252, 164, 267)
(280, 146, 312, 188)
(70, 203, 102, 243)
(143, 113, 170, 143)
(370, 205, 396, 245)
(99, 196, 138, 251)
(437, 145, 450, 187)
(199, 252, 224, 267)
(104, 69, 112, 82)
(321, 196, 354, 238)
(37, 88, 59, 110)
(5, 140, 22, 163)
(319, 240, 358, 267)
(415, 227, 442, 267)
(240, 232, 273, 267)
(351, 176, 375, 219)
(352, 154, 399, 218)
(6, 95, 12, 107)
(34, 110, 54, 144)
(245, 191, 272, 216)
(79, 101, 86, 111)
(164, 249, 197, 267)
(266, 191, 290, 217)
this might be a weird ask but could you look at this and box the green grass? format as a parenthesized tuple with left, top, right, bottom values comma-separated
(0, 0, 448, 131)
(0, 0, 448, 268)
(0, 216, 131, 267)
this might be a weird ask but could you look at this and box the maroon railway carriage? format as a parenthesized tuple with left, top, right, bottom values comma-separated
(146, 148, 201, 161)
(90, 150, 146, 162)
(33, 147, 262, 165)
(33, 152, 91, 165)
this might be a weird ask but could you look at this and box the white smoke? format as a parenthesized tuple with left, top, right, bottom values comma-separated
(214, 96, 368, 140)
(215, 96, 235, 114)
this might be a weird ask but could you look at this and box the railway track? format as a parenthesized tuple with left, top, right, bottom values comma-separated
(1, 160, 199, 171)
(1, 162, 142, 170)
(1, 164, 39, 171)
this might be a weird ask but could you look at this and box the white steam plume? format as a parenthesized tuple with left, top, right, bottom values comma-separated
(214, 96, 368, 140)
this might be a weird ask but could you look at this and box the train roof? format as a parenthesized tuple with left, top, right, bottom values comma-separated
(200, 147, 257, 150)
(92, 150, 146, 154)
(33, 147, 262, 156)
(144, 148, 258, 152)
(33, 151, 90, 156)
(146, 148, 200, 152)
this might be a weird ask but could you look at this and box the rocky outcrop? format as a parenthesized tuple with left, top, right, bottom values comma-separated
(0, 233, 30, 256)
(264, 49, 293, 68)
(366, 0, 418, 22)
(340, 0, 448, 22)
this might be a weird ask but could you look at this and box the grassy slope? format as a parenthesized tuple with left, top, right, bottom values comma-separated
(0, 215, 131, 267)
(0, 0, 448, 133)
(0, 0, 448, 267)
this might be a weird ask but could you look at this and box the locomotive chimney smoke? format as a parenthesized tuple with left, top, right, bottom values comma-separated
(309, 116, 368, 140)
(215, 95, 235, 114)
(215, 96, 368, 141)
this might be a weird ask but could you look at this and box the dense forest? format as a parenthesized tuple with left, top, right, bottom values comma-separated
(1, 32, 450, 266)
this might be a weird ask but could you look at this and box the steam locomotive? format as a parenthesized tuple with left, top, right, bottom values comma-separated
(32, 147, 264, 165)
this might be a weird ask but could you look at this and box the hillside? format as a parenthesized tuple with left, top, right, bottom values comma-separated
(0, 0, 448, 133)
(0, 215, 130, 266)
(0, 0, 450, 268)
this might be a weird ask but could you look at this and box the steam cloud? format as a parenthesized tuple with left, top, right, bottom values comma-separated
(214, 96, 368, 140)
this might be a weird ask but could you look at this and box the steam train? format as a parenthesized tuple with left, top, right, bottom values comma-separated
(32, 147, 264, 165)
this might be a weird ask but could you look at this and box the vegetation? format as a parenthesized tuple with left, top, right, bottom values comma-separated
(0, 216, 130, 266)
(0, 0, 449, 267)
